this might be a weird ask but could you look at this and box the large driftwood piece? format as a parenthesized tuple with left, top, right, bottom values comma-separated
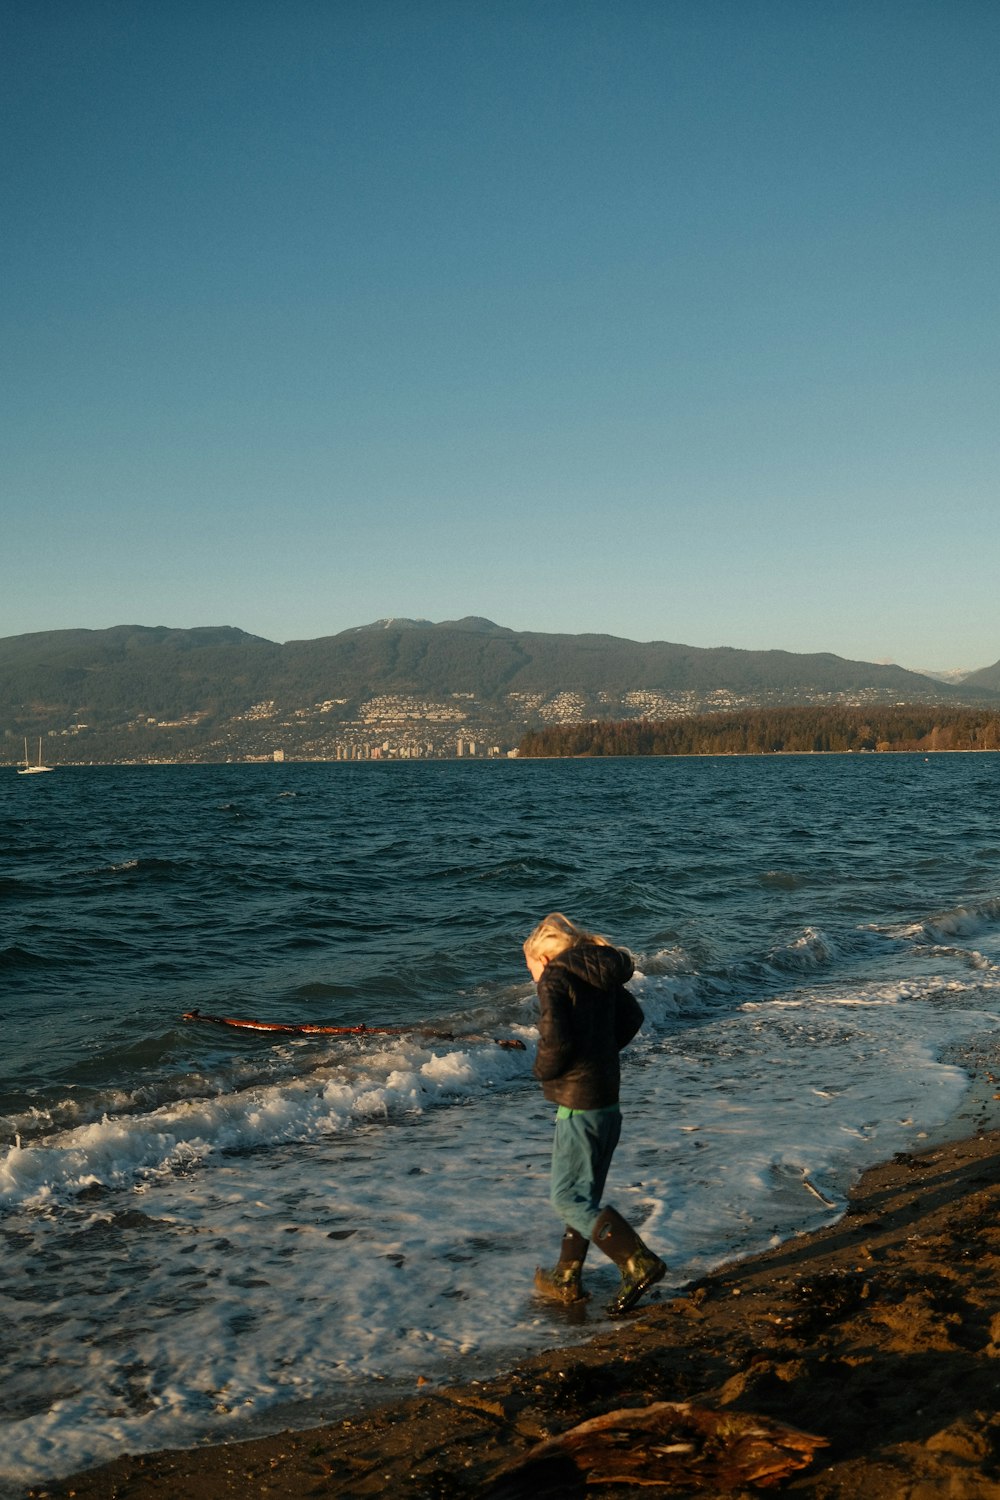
(485, 1401, 828, 1495)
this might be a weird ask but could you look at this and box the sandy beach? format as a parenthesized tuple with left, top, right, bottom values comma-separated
(30, 1048, 1000, 1500)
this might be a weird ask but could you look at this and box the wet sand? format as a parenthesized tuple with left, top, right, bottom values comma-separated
(34, 1059, 1000, 1499)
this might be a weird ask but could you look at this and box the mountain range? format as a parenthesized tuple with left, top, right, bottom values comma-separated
(2, 618, 999, 763)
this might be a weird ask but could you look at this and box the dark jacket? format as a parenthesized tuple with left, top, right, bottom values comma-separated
(532, 941, 644, 1110)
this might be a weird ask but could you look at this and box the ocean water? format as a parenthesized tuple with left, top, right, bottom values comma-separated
(3, 754, 1000, 1490)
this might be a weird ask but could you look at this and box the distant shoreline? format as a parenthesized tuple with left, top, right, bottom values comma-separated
(7, 747, 1000, 770)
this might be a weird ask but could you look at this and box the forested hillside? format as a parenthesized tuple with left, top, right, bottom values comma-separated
(518, 707, 1000, 757)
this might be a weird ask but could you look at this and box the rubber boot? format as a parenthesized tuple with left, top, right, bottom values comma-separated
(533, 1226, 590, 1304)
(591, 1206, 666, 1316)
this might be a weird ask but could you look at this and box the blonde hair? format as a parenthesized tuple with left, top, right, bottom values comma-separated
(523, 911, 614, 965)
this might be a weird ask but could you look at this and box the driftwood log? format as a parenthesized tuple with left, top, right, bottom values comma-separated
(182, 1007, 525, 1048)
(483, 1401, 828, 1496)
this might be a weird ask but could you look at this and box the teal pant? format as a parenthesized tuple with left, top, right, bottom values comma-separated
(549, 1105, 622, 1240)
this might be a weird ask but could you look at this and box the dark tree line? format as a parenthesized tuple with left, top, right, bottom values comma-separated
(517, 707, 1000, 758)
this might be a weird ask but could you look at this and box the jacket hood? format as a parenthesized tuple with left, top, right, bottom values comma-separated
(554, 940, 634, 991)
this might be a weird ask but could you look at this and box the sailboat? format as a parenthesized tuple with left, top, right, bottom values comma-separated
(18, 737, 54, 775)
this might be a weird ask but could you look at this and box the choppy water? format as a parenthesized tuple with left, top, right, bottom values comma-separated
(3, 755, 1000, 1489)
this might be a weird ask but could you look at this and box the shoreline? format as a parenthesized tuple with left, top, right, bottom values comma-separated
(35, 1057, 1000, 1499)
(8, 749, 1000, 768)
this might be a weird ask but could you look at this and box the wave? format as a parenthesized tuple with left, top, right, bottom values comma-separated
(877, 896, 1000, 945)
(756, 870, 809, 890)
(767, 926, 840, 973)
(630, 909, 1000, 1035)
(83, 856, 191, 884)
(282, 979, 364, 1002)
(632, 926, 849, 1017)
(475, 862, 578, 886)
(919, 944, 1000, 973)
(921, 899, 1000, 946)
(0, 1031, 534, 1209)
(868, 898, 1000, 973)
(0, 944, 70, 971)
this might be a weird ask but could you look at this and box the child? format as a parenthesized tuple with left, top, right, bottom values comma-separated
(524, 912, 666, 1316)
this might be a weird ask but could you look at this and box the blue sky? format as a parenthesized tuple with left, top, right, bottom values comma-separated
(3, 0, 998, 671)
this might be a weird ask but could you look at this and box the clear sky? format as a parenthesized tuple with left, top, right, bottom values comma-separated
(3, 1, 998, 672)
